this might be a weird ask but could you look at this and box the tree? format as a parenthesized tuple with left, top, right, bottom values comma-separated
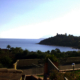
(14, 47, 23, 54)
(10, 47, 14, 50)
(45, 54, 59, 63)
(7, 45, 11, 50)
(37, 50, 42, 54)
(0, 56, 12, 67)
(46, 50, 50, 54)
(23, 49, 29, 55)
(51, 50, 56, 54)
(55, 48, 61, 53)
(0, 63, 3, 68)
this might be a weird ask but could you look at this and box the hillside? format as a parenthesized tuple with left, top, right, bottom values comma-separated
(39, 33, 80, 49)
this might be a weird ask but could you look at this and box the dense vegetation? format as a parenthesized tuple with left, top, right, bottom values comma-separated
(49, 69, 80, 80)
(0, 45, 80, 68)
(1, 45, 80, 79)
(39, 33, 80, 49)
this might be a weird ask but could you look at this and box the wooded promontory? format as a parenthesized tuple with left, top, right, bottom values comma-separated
(39, 33, 80, 49)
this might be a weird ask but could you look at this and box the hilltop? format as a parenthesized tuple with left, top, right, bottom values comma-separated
(39, 33, 80, 49)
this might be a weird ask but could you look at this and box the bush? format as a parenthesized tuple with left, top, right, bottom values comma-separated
(49, 70, 77, 80)
(0, 63, 3, 68)
(64, 72, 75, 80)
(45, 54, 59, 63)
(49, 70, 64, 80)
(0, 56, 12, 67)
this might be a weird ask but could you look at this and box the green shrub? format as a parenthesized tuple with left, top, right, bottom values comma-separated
(49, 70, 64, 80)
(45, 54, 59, 63)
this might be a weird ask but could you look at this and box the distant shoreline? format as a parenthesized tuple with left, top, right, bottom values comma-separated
(38, 34, 80, 50)
(0, 39, 79, 52)
(37, 43, 80, 50)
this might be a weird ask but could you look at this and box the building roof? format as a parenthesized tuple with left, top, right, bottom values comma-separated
(0, 68, 23, 80)
(59, 57, 80, 65)
(17, 59, 44, 68)
(66, 57, 80, 63)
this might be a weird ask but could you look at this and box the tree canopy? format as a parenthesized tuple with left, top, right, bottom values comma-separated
(39, 33, 80, 49)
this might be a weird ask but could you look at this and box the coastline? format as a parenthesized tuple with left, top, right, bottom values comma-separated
(38, 43, 80, 50)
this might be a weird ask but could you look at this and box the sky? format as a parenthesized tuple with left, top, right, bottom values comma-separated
(0, 0, 80, 39)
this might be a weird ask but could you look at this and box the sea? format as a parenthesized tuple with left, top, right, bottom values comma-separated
(0, 38, 79, 52)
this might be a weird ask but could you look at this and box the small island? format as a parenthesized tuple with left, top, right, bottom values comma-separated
(39, 33, 80, 49)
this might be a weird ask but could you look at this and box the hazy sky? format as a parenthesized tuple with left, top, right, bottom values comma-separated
(0, 0, 80, 39)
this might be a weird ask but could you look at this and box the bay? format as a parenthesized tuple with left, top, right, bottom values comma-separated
(0, 39, 79, 52)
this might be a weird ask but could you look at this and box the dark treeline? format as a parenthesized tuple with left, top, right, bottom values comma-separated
(39, 33, 80, 49)
(0, 45, 80, 68)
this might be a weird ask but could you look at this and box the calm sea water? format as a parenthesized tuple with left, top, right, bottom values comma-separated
(0, 39, 79, 52)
